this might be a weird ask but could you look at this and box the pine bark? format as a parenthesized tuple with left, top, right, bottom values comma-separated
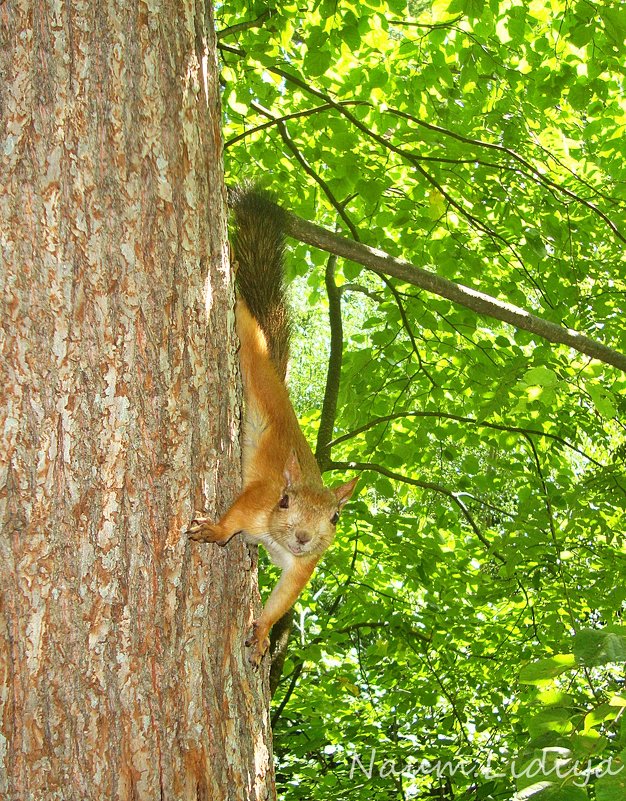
(0, 1, 274, 798)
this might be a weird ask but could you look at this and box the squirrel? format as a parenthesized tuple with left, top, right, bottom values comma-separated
(187, 187, 358, 667)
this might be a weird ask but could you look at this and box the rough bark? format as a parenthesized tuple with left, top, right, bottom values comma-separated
(0, 1, 274, 799)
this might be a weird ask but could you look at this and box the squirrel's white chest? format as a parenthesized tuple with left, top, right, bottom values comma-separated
(244, 532, 295, 570)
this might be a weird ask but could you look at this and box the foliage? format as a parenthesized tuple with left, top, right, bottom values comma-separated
(217, 0, 626, 799)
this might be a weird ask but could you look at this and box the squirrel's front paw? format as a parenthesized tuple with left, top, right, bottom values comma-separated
(245, 621, 270, 669)
(186, 514, 224, 543)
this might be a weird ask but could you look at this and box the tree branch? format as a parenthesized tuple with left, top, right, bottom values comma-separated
(265, 65, 535, 276)
(328, 410, 604, 467)
(252, 101, 360, 239)
(282, 211, 626, 373)
(380, 276, 437, 386)
(217, 10, 276, 40)
(316, 255, 344, 470)
(232, 76, 614, 353)
(328, 459, 505, 562)
(340, 283, 384, 302)
(224, 101, 368, 149)
(269, 609, 294, 698)
(271, 659, 303, 728)
(334, 620, 431, 643)
(385, 107, 626, 245)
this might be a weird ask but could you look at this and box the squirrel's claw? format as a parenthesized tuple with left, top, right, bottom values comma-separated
(187, 516, 222, 542)
(245, 622, 270, 668)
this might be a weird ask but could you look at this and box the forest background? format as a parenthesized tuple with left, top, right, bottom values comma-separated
(217, 0, 626, 799)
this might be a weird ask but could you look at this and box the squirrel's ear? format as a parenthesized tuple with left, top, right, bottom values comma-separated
(334, 476, 359, 508)
(283, 450, 302, 488)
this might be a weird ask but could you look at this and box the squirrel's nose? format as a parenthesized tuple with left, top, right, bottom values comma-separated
(296, 530, 312, 544)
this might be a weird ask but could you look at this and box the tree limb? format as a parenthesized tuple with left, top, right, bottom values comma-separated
(217, 10, 276, 40)
(271, 659, 303, 728)
(328, 410, 604, 467)
(316, 255, 344, 470)
(283, 211, 626, 373)
(269, 609, 294, 698)
(224, 100, 368, 149)
(328, 459, 505, 562)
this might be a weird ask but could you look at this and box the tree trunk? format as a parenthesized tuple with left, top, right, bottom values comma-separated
(0, 1, 275, 799)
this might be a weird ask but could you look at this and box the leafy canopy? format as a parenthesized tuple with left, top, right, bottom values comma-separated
(217, 0, 626, 799)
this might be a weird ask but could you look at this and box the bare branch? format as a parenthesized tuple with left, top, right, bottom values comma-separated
(340, 283, 384, 302)
(283, 210, 626, 373)
(328, 459, 505, 562)
(380, 276, 437, 386)
(334, 620, 431, 644)
(316, 255, 344, 470)
(329, 410, 604, 467)
(224, 101, 368, 149)
(217, 10, 275, 40)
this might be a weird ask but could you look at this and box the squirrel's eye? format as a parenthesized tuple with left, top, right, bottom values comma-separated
(330, 511, 340, 525)
(279, 494, 290, 510)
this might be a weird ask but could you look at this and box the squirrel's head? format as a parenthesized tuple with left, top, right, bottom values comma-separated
(267, 452, 358, 558)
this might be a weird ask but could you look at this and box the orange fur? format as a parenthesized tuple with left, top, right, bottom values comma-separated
(189, 299, 357, 666)
(188, 187, 357, 666)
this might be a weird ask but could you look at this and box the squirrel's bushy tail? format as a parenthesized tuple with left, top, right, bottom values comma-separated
(229, 185, 291, 379)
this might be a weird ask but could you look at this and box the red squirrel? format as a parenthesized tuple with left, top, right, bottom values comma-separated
(188, 188, 358, 667)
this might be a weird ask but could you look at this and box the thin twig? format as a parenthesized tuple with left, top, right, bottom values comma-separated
(328, 459, 505, 562)
(329, 409, 603, 467)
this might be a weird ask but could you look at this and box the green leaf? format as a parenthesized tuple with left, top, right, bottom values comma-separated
(596, 767, 626, 801)
(519, 655, 576, 684)
(574, 629, 626, 667)
(587, 383, 617, 419)
(304, 47, 333, 77)
(448, 0, 485, 19)
(601, 7, 626, 47)
(523, 366, 559, 388)
(584, 703, 619, 732)
(528, 707, 573, 738)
